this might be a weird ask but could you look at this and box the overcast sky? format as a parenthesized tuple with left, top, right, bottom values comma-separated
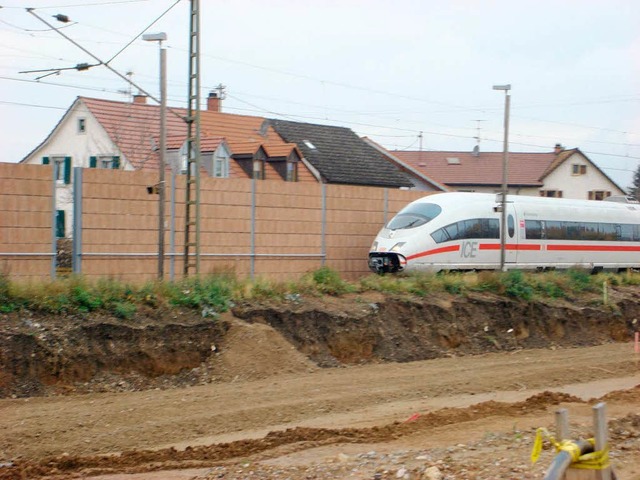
(1, 0, 639, 190)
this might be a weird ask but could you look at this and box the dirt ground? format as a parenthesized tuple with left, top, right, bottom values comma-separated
(1, 289, 640, 479)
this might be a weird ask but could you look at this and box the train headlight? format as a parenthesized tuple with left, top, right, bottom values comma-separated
(370, 241, 378, 251)
(390, 242, 406, 252)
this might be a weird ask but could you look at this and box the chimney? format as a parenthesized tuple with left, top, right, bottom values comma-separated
(554, 143, 564, 154)
(207, 91, 221, 112)
(133, 94, 147, 104)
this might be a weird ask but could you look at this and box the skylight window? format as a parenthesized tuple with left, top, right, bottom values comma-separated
(446, 157, 460, 165)
(303, 140, 316, 150)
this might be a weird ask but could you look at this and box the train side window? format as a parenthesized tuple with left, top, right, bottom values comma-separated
(431, 228, 450, 244)
(619, 223, 633, 242)
(462, 219, 480, 238)
(525, 220, 542, 239)
(545, 221, 564, 240)
(486, 219, 499, 238)
(598, 223, 617, 241)
(444, 223, 460, 241)
(582, 222, 599, 240)
(507, 215, 515, 238)
(566, 222, 581, 240)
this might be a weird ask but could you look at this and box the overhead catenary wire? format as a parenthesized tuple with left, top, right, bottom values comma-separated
(24, 7, 186, 122)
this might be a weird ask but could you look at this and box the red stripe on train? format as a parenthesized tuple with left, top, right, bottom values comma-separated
(479, 243, 541, 251)
(406, 245, 460, 260)
(406, 242, 640, 261)
(547, 244, 640, 252)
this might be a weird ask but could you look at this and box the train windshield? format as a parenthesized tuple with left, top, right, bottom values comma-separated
(386, 202, 442, 230)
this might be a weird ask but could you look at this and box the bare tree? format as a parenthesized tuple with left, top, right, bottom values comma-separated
(629, 163, 640, 201)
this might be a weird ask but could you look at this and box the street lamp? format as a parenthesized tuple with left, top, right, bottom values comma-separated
(492, 84, 511, 272)
(143, 32, 167, 279)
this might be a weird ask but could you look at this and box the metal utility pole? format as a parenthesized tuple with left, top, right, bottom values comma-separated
(493, 84, 511, 272)
(159, 40, 167, 279)
(184, 0, 202, 276)
(142, 32, 168, 279)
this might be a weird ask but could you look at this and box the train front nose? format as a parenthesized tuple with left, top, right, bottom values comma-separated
(368, 252, 405, 273)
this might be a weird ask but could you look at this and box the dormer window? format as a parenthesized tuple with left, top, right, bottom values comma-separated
(253, 159, 264, 179)
(286, 161, 298, 182)
(78, 118, 86, 133)
(213, 151, 229, 178)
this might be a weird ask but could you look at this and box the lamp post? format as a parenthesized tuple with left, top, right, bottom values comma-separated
(143, 32, 167, 279)
(492, 84, 511, 272)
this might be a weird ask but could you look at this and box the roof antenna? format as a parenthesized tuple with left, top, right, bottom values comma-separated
(215, 83, 227, 100)
(117, 70, 134, 100)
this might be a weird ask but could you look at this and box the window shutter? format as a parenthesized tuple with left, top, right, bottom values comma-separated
(43, 156, 50, 165)
(63, 157, 71, 184)
(89, 156, 97, 168)
(56, 210, 65, 238)
(112, 156, 120, 169)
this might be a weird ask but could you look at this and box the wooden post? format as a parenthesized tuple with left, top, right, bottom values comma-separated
(556, 409, 569, 441)
(593, 403, 612, 480)
(563, 403, 612, 480)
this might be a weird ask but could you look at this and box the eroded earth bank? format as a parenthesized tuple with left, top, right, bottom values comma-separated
(1, 289, 640, 479)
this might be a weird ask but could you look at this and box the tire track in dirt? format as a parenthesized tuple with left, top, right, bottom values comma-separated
(2, 389, 639, 479)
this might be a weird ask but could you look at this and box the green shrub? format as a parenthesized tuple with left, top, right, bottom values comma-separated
(166, 275, 234, 311)
(566, 268, 593, 292)
(71, 285, 103, 312)
(501, 270, 534, 301)
(0, 273, 16, 312)
(40, 293, 71, 313)
(471, 271, 503, 293)
(441, 275, 465, 294)
(309, 267, 353, 296)
(536, 280, 566, 298)
(111, 301, 136, 319)
(244, 278, 289, 300)
(406, 273, 438, 296)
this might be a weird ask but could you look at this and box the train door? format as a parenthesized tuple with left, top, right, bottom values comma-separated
(505, 204, 518, 265)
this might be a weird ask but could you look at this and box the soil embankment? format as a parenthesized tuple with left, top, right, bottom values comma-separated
(1, 288, 640, 479)
(1, 289, 639, 397)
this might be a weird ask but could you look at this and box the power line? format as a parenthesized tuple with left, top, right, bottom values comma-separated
(0, 74, 122, 93)
(513, 114, 638, 136)
(104, 0, 180, 65)
(0, 99, 66, 110)
(15, 1, 149, 9)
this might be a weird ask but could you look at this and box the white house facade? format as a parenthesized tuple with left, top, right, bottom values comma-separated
(21, 99, 131, 237)
(538, 150, 622, 200)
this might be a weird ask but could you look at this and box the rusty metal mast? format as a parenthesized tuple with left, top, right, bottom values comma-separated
(183, 0, 201, 275)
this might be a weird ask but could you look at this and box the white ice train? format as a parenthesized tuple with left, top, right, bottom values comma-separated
(368, 192, 640, 274)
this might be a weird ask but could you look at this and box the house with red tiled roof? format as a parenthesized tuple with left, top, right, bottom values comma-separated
(21, 93, 414, 236)
(388, 144, 625, 200)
